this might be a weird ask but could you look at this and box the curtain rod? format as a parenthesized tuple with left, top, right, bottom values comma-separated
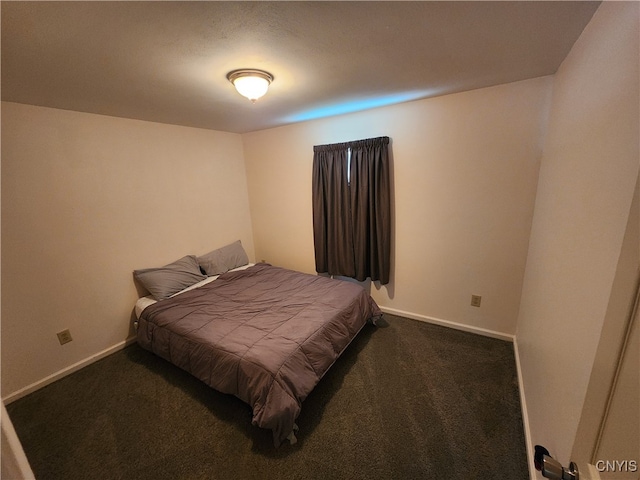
(313, 136, 389, 152)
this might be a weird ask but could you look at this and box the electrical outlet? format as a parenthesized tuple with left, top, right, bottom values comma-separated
(470, 295, 482, 307)
(57, 329, 73, 345)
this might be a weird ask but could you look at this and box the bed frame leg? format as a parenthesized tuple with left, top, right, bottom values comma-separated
(286, 423, 299, 445)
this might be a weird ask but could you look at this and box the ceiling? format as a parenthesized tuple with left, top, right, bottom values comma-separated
(1, 1, 600, 134)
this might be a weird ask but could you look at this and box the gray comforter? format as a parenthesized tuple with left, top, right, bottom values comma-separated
(136, 263, 381, 446)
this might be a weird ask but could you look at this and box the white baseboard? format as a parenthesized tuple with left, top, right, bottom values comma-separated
(4, 308, 540, 479)
(379, 306, 515, 342)
(2, 309, 513, 404)
(2, 311, 516, 402)
(513, 337, 538, 480)
(1, 402, 36, 479)
(2, 336, 137, 405)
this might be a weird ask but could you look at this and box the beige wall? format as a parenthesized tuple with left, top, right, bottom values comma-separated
(1, 102, 255, 398)
(243, 76, 551, 337)
(516, 2, 639, 475)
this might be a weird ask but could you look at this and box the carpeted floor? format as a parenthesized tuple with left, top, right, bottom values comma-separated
(6, 314, 530, 480)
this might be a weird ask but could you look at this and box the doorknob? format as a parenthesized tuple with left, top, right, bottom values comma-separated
(535, 445, 580, 480)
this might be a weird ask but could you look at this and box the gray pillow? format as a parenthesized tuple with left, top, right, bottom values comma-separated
(197, 240, 249, 276)
(134, 255, 206, 300)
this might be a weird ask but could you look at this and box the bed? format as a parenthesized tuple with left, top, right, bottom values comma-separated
(133, 243, 381, 447)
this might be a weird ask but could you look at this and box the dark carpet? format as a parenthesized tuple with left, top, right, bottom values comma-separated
(6, 314, 529, 480)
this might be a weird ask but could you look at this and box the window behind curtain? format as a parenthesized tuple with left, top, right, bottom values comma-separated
(312, 136, 391, 285)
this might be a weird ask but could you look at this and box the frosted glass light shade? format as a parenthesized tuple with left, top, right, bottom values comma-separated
(227, 69, 273, 103)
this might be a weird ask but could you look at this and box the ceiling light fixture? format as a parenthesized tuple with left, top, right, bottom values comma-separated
(226, 69, 273, 103)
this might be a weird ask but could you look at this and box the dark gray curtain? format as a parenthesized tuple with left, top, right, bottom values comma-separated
(312, 145, 355, 278)
(312, 136, 391, 284)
